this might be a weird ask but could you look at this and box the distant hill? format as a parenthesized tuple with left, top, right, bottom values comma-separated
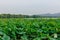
(40, 13, 60, 17)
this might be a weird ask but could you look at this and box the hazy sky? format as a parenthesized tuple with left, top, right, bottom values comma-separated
(0, 0, 60, 15)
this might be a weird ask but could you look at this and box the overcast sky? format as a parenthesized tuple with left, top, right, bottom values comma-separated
(0, 0, 60, 15)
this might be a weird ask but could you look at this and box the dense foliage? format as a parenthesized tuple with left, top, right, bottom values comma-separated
(0, 18, 60, 40)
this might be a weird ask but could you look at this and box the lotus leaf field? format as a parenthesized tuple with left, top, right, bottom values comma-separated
(0, 18, 60, 40)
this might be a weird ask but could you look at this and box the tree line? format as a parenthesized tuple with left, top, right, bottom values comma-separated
(0, 14, 59, 18)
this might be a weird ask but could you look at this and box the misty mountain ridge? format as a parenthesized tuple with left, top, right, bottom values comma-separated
(39, 13, 60, 16)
